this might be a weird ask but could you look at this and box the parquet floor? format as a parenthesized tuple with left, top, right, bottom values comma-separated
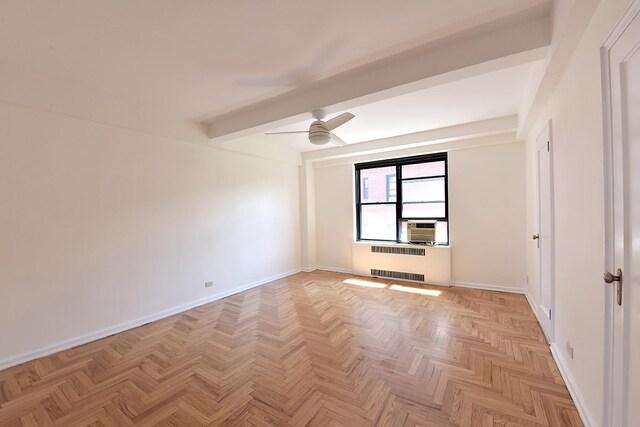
(0, 271, 582, 426)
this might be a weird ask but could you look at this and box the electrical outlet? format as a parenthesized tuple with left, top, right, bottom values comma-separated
(566, 342, 574, 359)
(204, 281, 213, 288)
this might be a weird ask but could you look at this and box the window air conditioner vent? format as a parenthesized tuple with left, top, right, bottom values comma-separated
(371, 269, 425, 282)
(407, 220, 436, 244)
(371, 246, 425, 256)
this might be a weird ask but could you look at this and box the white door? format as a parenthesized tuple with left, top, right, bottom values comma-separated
(535, 122, 554, 341)
(604, 3, 640, 426)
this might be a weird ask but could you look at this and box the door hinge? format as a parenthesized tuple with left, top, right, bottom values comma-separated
(547, 141, 550, 152)
(548, 309, 552, 320)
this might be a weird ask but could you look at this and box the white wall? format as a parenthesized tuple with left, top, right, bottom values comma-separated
(314, 164, 354, 272)
(523, 0, 629, 424)
(313, 141, 527, 290)
(0, 101, 301, 367)
(449, 143, 526, 289)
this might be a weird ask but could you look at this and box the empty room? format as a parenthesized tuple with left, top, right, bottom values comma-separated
(1, 0, 639, 426)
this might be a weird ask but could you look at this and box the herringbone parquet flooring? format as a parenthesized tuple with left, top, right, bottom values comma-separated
(0, 271, 582, 426)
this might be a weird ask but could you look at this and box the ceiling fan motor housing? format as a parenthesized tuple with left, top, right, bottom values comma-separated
(308, 121, 331, 145)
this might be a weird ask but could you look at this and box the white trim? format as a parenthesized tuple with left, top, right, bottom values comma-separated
(0, 268, 301, 371)
(534, 120, 555, 343)
(600, 3, 640, 425)
(352, 241, 450, 249)
(600, 16, 617, 427)
(306, 117, 517, 165)
(550, 343, 597, 427)
(450, 281, 526, 294)
(367, 277, 593, 426)
(522, 289, 591, 427)
(523, 289, 548, 329)
(315, 266, 353, 274)
(523, 288, 536, 307)
(0, 268, 594, 427)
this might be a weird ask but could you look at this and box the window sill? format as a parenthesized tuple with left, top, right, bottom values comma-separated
(353, 240, 450, 249)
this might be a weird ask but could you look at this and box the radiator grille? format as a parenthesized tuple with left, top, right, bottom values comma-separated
(371, 269, 425, 282)
(371, 246, 425, 256)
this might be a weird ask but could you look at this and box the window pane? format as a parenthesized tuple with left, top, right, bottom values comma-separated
(362, 177, 369, 200)
(360, 166, 396, 202)
(360, 204, 396, 240)
(386, 174, 396, 201)
(402, 161, 445, 179)
(402, 202, 445, 218)
(402, 177, 445, 203)
(436, 221, 448, 244)
(399, 221, 408, 243)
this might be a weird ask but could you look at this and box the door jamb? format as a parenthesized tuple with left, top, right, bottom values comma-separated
(600, 1, 640, 425)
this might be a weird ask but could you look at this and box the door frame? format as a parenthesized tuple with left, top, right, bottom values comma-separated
(534, 121, 555, 342)
(601, 1, 640, 425)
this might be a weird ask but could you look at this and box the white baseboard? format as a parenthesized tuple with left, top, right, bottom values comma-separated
(549, 343, 596, 427)
(451, 281, 526, 294)
(451, 282, 593, 426)
(523, 288, 536, 308)
(522, 289, 592, 427)
(523, 289, 548, 328)
(0, 268, 301, 371)
(301, 266, 353, 274)
(315, 266, 353, 274)
(0, 269, 595, 427)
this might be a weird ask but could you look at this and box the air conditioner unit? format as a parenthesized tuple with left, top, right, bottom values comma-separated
(407, 220, 436, 244)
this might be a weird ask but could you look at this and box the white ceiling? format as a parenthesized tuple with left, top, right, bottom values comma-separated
(258, 62, 536, 152)
(0, 0, 545, 122)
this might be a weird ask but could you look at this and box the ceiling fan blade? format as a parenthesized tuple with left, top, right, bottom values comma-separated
(265, 130, 308, 135)
(330, 133, 347, 146)
(324, 112, 355, 131)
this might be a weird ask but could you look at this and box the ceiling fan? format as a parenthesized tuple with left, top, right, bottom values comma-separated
(265, 110, 355, 146)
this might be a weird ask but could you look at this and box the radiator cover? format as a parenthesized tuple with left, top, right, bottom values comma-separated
(352, 242, 451, 286)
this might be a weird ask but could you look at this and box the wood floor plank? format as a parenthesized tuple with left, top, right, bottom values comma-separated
(0, 272, 582, 426)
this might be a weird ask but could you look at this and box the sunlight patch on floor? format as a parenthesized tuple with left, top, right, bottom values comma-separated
(389, 284, 441, 296)
(343, 278, 441, 296)
(343, 279, 387, 288)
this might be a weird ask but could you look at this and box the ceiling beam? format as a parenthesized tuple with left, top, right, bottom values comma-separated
(517, 0, 602, 138)
(301, 115, 518, 163)
(204, 11, 550, 141)
(312, 132, 519, 169)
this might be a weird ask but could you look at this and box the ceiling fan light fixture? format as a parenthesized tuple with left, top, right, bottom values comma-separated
(309, 131, 331, 145)
(265, 111, 354, 146)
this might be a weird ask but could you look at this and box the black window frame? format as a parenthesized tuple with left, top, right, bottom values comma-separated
(355, 152, 448, 244)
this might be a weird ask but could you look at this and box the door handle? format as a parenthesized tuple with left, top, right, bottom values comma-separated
(532, 234, 540, 240)
(604, 268, 623, 306)
(604, 269, 622, 284)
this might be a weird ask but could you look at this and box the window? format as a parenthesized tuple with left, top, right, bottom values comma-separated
(355, 153, 448, 244)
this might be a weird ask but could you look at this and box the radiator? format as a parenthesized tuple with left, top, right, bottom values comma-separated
(352, 242, 451, 286)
